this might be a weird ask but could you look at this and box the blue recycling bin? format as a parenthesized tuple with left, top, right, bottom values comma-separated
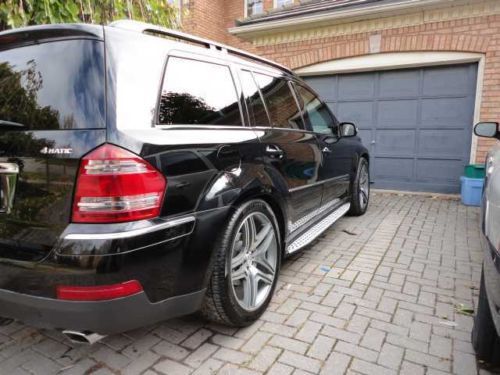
(460, 176, 484, 206)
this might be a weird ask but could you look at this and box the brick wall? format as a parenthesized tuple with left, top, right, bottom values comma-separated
(182, 1, 500, 163)
(181, 0, 228, 43)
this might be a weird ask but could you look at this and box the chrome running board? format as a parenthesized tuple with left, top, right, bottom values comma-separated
(289, 198, 340, 233)
(286, 203, 350, 254)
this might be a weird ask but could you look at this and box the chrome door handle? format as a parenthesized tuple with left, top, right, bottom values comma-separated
(217, 145, 239, 159)
(322, 147, 332, 153)
(265, 145, 284, 158)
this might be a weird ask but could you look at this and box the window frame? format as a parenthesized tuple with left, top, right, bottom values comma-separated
(244, 0, 264, 18)
(239, 69, 273, 128)
(249, 70, 307, 131)
(155, 53, 246, 128)
(0, 38, 106, 131)
(274, 0, 294, 9)
(291, 80, 340, 136)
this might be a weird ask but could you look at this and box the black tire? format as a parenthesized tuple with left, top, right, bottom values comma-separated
(348, 157, 370, 216)
(201, 199, 281, 326)
(472, 269, 500, 365)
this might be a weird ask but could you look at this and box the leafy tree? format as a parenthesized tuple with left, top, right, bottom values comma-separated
(159, 92, 216, 125)
(0, 61, 60, 131)
(0, 0, 178, 30)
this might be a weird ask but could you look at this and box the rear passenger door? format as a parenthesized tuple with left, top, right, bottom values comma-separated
(240, 70, 322, 228)
(153, 54, 261, 216)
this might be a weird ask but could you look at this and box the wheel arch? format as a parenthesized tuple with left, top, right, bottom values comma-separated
(231, 188, 287, 254)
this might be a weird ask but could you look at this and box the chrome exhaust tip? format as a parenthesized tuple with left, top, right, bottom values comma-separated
(62, 330, 106, 345)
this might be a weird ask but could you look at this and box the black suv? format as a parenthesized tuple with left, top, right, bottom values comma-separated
(0, 20, 369, 341)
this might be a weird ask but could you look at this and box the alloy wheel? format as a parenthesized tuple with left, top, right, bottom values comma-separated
(359, 164, 370, 209)
(229, 212, 278, 312)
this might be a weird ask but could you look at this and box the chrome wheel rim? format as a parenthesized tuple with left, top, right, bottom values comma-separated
(229, 212, 278, 312)
(359, 164, 370, 209)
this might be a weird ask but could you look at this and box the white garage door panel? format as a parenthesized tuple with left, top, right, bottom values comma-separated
(305, 63, 478, 193)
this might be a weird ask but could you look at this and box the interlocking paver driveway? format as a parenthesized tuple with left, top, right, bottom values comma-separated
(0, 192, 495, 375)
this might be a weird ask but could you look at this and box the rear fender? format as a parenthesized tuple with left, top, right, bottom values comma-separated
(197, 163, 289, 285)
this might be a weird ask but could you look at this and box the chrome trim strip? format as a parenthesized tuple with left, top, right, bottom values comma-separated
(288, 174, 349, 193)
(154, 124, 252, 130)
(64, 216, 196, 240)
(286, 203, 350, 254)
(289, 198, 340, 233)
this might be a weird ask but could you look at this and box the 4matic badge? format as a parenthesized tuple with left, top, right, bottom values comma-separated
(40, 147, 73, 155)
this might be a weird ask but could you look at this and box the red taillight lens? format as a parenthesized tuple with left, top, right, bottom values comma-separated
(56, 280, 143, 301)
(72, 144, 166, 223)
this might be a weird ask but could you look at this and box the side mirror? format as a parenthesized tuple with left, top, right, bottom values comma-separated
(474, 122, 499, 139)
(339, 122, 357, 137)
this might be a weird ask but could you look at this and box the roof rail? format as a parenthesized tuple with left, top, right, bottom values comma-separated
(108, 20, 293, 74)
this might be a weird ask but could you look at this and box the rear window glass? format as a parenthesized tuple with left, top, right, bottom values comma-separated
(159, 57, 242, 126)
(0, 39, 105, 130)
(253, 73, 304, 130)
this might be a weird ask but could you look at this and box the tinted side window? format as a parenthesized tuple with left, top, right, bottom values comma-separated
(295, 84, 337, 135)
(159, 57, 242, 126)
(240, 70, 270, 127)
(0, 40, 105, 130)
(253, 73, 304, 130)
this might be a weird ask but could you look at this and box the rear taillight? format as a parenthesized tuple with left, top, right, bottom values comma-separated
(72, 144, 166, 223)
(56, 280, 143, 301)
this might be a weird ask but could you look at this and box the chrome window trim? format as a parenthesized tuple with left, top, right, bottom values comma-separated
(156, 55, 245, 127)
(64, 216, 196, 240)
(288, 174, 349, 193)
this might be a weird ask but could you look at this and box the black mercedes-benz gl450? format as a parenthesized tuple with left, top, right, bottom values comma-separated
(0, 20, 369, 343)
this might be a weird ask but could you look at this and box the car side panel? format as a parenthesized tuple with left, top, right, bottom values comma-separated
(255, 128, 323, 227)
(482, 144, 500, 336)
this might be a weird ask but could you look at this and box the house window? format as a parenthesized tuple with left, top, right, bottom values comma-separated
(245, 0, 264, 17)
(275, 0, 293, 8)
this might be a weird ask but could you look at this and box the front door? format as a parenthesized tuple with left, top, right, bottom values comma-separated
(293, 83, 350, 206)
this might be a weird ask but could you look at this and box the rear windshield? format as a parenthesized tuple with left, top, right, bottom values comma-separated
(0, 39, 105, 130)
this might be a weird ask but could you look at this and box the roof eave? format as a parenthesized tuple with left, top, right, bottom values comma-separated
(229, 0, 453, 39)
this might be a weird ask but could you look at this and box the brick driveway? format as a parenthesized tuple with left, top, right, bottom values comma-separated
(0, 192, 495, 375)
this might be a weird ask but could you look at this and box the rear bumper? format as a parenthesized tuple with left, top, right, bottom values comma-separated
(0, 207, 231, 333)
(0, 288, 205, 335)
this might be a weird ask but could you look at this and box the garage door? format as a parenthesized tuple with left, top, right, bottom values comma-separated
(305, 63, 478, 193)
